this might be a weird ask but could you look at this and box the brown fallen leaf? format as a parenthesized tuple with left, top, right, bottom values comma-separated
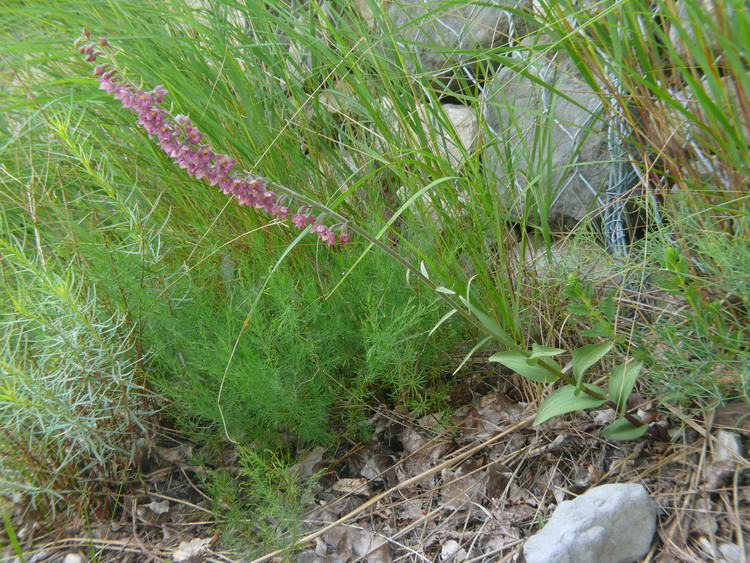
(290, 446, 327, 479)
(441, 462, 488, 511)
(154, 444, 192, 465)
(359, 453, 394, 481)
(399, 427, 428, 454)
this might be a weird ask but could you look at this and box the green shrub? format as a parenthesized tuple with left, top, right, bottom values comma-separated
(0, 238, 153, 521)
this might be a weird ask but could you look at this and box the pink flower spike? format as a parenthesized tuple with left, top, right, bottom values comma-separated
(152, 85, 168, 102)
(135, 90, 153, 104)
(206, 166, 226, 186)
(318, 228, 336, 245)
(161, 139, 179, 156)
(157, 123, 175, 140)
(80, 36, 351, 250)
(271, 204, 289, 218)
(185, 127, 203, 145)
(196, 145, 215, 164)
(291, 214, 308, 229)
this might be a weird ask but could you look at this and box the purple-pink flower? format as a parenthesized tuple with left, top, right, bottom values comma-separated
(78, 32, 350, 245)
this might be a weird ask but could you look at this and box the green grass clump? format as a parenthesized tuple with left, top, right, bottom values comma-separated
(1, 0, 471, 498)
(200, 446, 318, 555)
(0, 235, 153, 521)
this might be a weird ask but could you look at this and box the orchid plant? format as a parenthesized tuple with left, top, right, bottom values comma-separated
(75, 30, 663, 442)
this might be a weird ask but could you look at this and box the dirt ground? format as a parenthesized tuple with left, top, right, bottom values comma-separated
(8, 368, 748, 563)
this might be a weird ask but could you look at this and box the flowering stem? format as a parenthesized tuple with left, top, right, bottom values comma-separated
(76, 31, 346, 246)
(75, 31, 616, 408)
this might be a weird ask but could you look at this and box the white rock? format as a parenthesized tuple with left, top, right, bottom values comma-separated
(592, 408, 616, 426)
(441, 539, 461, 560)
(715, 430, 743, 464)
(523, 483, 656, 563)
(63, 555, 86, 563)
(718, 542, 742, 563)
(706, 430, 745, 488)
(173, 537, 212, 562)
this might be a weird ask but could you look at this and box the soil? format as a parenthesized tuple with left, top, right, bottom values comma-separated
(4, 371, 749, 562)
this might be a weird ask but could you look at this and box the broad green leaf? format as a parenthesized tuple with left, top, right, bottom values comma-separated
(602, 417, 649, 440)
(489, 351, 559, 383)
(529, 343, 565, 359)
(601, 293, 616, 319)
(580, 327, 612, 338)
(534, 384, 607, 426)
(608, 361, 642, 414)
(568, 303, 590, 316)
(572, 342, 613, 386)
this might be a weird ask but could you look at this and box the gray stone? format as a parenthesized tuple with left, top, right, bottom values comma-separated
(523, 483, 657, 563)
(482, 36, 611, 230)
(383, 0, 533, 89)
